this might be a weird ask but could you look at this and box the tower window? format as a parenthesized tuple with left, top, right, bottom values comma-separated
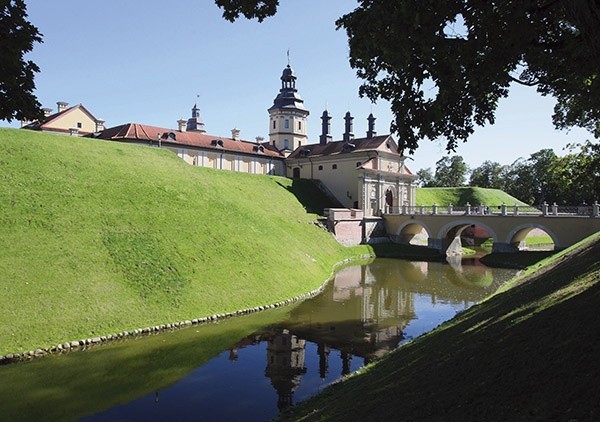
(298, 121, 302, 130)
(284, 119, 289, 129)
(284, 139, 290, 149)
(272, 120, 276, 129)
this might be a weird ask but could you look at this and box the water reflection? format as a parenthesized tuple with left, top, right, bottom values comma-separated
(203, 258, 514, 415)
(0, 258, 515, 422)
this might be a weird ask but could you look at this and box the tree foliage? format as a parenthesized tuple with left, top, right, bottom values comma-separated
(416, 167, 435, 187)
(216, 0, 600, 153)
(336, 0, 600, 153)
(215, 0, 278, 22)
(469, 161, 506, 189)
(420, 145, 600, 205)
(501, 149, 560, 205)
(548, 141, 600, 204)
(0, 0, 43, 122)
(433, 155, 468, 187)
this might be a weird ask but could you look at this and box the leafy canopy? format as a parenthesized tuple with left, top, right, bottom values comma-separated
(216, 0, 600, 153)
(0, 0, 43, 122)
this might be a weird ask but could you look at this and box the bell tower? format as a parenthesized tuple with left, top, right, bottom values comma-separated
(268, 61, 309, 154)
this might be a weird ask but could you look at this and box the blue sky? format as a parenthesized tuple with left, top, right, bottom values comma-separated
(6, 0, 592, 172)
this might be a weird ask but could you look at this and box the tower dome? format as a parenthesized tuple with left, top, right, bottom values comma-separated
(280, 65, 297, 89)
(268, 61, 310, 153)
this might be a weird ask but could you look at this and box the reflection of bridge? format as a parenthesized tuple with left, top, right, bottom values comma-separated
(384, 203, 600, 253)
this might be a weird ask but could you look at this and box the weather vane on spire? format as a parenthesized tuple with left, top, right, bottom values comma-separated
(287, 49, 290, 66)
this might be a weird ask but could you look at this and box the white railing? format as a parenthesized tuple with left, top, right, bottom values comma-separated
(385, 201, 599, 218)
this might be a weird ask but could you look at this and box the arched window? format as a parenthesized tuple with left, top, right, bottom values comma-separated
(318, 165, 323, 171)
(284, 139, 290, 149)
(332, 164, 338, 170)
(284, 119, 290, 129)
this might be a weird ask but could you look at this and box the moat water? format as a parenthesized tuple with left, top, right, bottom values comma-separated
(0, 257, 517, 422)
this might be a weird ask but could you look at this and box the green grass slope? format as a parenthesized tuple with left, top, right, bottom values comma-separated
(416, 186, 528, 206)
(279, 231, 600, 421)
(0, 128, 365, 355)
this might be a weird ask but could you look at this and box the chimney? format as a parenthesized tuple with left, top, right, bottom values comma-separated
(177, 118, 187, 132)
(231, 128, 240, 141)
(57, 101, 69, 113)
(95, 119, 105, 132)
(255, 136, 264, 144)
(319, 110, 333, 145)
(343, 111, 354, 143)
(366, 113, 377, 139)
(42, 107, 53, 117)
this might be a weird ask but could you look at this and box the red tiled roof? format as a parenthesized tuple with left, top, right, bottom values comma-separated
(287, 135, 395, 159)
(94, 123, 284, 158)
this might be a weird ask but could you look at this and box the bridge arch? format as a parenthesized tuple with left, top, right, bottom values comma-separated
(436, 219, 499, 255)
(394, 219, 432, 245)
(436, 219, 499, 243)
(506, 223, 559, 250)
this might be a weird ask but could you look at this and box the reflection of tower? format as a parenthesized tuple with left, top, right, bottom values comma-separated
(265, 329, 307, 410)
(317, 343, 330, 379)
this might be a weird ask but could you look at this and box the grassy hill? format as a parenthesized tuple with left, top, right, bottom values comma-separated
(416, 186, 528, 206)
(0, 128, 367, 355)
(279, 231, 600, 421)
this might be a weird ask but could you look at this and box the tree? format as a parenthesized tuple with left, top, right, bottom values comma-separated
(216, 1, 600, 153)
(215, 0, 278, 22)
(469, 161, 505, 189)
(433, 155, 468, 187)
(0, 0, 43, 122)
(416, 168, 435, 187)
(550, 141, 600, 204)
(502, 149, 559, 204)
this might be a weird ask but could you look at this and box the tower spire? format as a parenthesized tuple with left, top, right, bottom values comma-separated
(268, 59, 309, 153)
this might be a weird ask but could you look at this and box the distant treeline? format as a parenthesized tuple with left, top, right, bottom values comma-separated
(417, 141, 600, 205)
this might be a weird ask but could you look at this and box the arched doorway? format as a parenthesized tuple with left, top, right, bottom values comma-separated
(385, 188, 394, 212)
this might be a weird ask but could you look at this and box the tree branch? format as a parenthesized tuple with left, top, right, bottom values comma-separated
(509, 75, 539, 87)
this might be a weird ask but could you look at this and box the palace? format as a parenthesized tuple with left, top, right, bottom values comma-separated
(25, 63, 417, 214)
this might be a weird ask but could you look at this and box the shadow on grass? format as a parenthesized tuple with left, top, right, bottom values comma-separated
(480, 250, 556, 269)
(276, 179, 342, 216)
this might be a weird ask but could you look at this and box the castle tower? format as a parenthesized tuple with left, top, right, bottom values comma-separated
(268, 63, 309, 153)
(187, 103, 206, 133)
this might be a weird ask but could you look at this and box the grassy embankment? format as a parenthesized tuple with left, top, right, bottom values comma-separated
(416, 186, 529, 207)
(279, 231, 600, 421)
(0, 128, 372, 355)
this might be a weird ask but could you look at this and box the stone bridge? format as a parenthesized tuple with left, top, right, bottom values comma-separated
(383, 203, 600, 254)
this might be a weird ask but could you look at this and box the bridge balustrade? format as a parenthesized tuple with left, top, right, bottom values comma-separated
(386, 201, 599, 218)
